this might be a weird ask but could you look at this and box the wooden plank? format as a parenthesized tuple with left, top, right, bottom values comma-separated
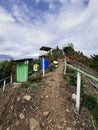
(66, 63, 98, 82)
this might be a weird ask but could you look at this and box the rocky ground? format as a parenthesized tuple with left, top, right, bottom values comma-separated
(0, 59, 98, 130)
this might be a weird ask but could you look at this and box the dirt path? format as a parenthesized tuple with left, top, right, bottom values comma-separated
(39, 59, 68, 130)
(38, 59, 93, 130)
(0, 59, 94, 130)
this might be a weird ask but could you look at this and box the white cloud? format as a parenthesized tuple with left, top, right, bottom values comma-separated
(0, 7, 15, 24)
(0, 0, 98, 58)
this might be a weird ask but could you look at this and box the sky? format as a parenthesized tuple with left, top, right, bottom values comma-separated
(0, 0, 98, 58)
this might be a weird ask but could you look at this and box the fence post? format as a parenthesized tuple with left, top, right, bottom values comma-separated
(2, 80, 6, 93)
(64, 59, 67, 75)
(43, 57, 45, 77)
(10, 75, 12, 83)
(76, 71, 81, 113)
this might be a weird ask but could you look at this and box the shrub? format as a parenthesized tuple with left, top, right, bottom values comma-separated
(0, 60, 13, 79)
(63, 74, 67, 79)
(47, 64, 55, 72)
(28, 75, 42, 83)
(82, 94, 97, 111)
(31, 85, 38, 91)
(68, 74, 77, 86)
(80, 81, 85, 94)
(66, 67, 76, 74)
(92, 104, 98, 122)
(89, 54, 98, 71)
(82, 94, 98, 123)
(92, 119, 98, 130)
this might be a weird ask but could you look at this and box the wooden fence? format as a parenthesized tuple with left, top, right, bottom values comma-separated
(0, 75, 12, 93)
(64, 60, 98, 113)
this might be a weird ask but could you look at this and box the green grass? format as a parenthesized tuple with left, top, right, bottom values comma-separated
(92, 119, 98, 130)
(17, 82, 31, 91)
(46, 64, 56, 72)
(82, 93, 98, 122)
(31, 85, 38, 91)
(82, 94, 97, 111)
(28, 74, 42, 83)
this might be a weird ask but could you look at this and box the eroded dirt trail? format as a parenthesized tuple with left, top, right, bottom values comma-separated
(38, 59, 93, 130)
(0, 59, 94, 130)
(39, 59, 68, 130)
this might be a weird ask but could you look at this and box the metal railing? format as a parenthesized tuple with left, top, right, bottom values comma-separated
(0, 75, 12, 93)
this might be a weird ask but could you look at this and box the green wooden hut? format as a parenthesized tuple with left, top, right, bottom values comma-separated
(13, 58, 32, 82)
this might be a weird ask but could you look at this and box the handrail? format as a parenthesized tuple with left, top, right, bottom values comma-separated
(0, 76, 11, 82)
(0, 75, 12, 93)
(65, 63, 98, 83)
(64, 60, 98, 113)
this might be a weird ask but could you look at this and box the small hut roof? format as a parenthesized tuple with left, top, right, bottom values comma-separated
(40, 46, 52, 51)
(13, 58, 33, 62)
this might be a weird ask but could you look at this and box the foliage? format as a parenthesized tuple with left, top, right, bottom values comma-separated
(17, 82, 31, 91)
(80, 81, 85, 94)
(92, 119, 98, 130)
(91, 54, 98, 61)
(92, 104, 98, 122)
(67, 67, 76, 74)
(31, 85, 38, 91)
(28, 74, 42, 83)
(51, 46, 63, 61)
(29, 59, 40, 72)
(82, 94, 98, 122)
(67, 43, 74, 50)
(0, 60, 13, 79)
(47, 63, 56, 72)
(31, 81, 45, 91)
(82, 94, 97, 111)
(68, 74, 77, 86)
(62, 74, 67, 80)
(89, 55, 98, 71)
(63, 43, 74, 54)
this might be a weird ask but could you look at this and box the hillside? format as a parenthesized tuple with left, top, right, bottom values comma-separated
(0, 51, 98, 130)
(65, 50, 98, 76)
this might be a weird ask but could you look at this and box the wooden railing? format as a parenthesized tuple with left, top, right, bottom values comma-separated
(0, 75, 12, 93)
(64, 60, 98, 113)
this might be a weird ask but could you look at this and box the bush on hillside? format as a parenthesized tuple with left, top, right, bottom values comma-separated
(82, 94, 97, 111)
(89, 55, 98, 72)
(0, 60, 13, 79)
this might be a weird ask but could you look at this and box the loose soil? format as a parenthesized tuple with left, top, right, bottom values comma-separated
(0, 59, 97, 130)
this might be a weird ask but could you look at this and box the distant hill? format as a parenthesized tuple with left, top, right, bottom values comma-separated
(0, 54, 12, 61)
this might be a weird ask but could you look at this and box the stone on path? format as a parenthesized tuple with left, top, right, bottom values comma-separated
(23, 95, 31, 101)
(29, 118, 41, 130)
(66, 127, 72, 130)
(6, 127, 10, 130)
(43, 111, 50, 117)
(19, 113, 25, 119)
(45, 95, 49, 98)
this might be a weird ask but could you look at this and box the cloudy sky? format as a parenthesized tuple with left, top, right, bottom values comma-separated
(0, 0, 98, 58)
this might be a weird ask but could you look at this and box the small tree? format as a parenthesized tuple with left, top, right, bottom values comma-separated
(89, 54, 98, 71)
(67, 43, 74, 50)
(63, 43, 74, 54)
(0, 60, 13, 79)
